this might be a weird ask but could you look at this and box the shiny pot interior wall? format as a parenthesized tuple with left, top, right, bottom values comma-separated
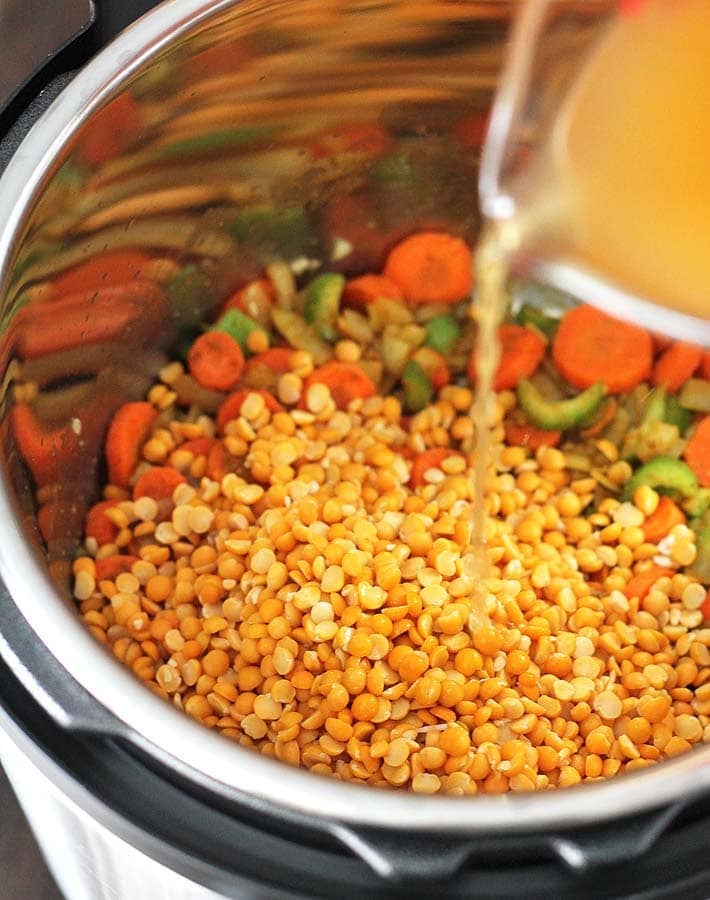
(1, 0, 525, 577)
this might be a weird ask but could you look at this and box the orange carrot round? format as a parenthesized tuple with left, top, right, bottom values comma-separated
(701, 351, 710, 380)
(188, 331, 245, 392)
(504, 423, 562, 450)
(206, 442, 230, 482)
(304, 361, 376, 410)
(652, 341, 703, 392)
(343, 274, 404, 306)
(683, 415, 710, 487)
(409, 448, 462, 487)
(244, 348, 294, 376)
(701, 591, 710, 622)
(627, 566, 675, 603)
(642, 495, 686, 543)
(552, 305, 652, 393)
(468, 324, 546, 391)
(95, 555, 139, 582)
(132, 466, 186, 502)
(384, 231, 473, 305)
(105, 402, 158, 489)
(217, 389, 283, 432)
(52, 250, 154, 298)
(85, 500, 119, 546)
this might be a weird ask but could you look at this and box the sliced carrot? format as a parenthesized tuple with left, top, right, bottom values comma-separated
(552, 305, 652, 393)
(505, 423, 562, 450)
(206, 442, 230, 482)
(384, 231, 473, 305)
(701, 351, 710, 380)
(310, 122, 391, 159)
(626, 566, 675, 603)
(409, 448, 462, 487)
(216, 389, 283, 432)
(245, 347, 294, 375)
(304, 361, 376, 410)
(52, 250, 154, 298)
(652, 341, 703, 392)
(468, 324, 546, 391)
(343, 274, 404, 306)
(75, 92, 143, 167)
(95, 555, 139, 582)
(188, 331, 245, 392)
(132, 466, 186, 502)
(220, 278, 275, 316)
(701, 591, 710, 622)
(105, 402, 158, 489)
(683, 415, 710, 487)
(85, 500, 119, 546)
(16, 280, 166, 359)
(11, 404, 80, 486)
(642, 496, 687, 544)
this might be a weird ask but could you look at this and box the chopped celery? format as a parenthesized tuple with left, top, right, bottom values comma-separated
(514, 305, 559, 339)
(271, 308, 331, 365)
(213, 309, 266, 353)
(664, 394, 693, 433)
(622, 457, 698, 501)
(642, 387, 667, 425)
(688, 527, 710, 584)
(402, 360, 433, 413)
(517, 379, 605, 431)
(304, 273, 345, 342)
(678, 378, 710, 413)
(425, 314, 461, 353)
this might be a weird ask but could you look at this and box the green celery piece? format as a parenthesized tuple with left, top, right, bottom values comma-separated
(304, 273, 345, 342)
(622, 456, 699, 502)
(517, 379, 605, 431)
(213, 308, 265, 353)
(402, 360, 433, 413)
(424, 315, 461, 354)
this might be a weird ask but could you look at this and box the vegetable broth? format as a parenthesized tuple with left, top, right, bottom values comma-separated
(545, 0, 710, 319)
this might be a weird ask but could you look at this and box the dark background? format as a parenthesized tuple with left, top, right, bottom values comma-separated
(0, 768, 61, 898)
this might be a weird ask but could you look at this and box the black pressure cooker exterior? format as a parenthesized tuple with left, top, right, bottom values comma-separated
(1, 3, 710, 898)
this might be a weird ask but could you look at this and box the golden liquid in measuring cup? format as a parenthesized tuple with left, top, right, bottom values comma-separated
(550, 0, 710, 318)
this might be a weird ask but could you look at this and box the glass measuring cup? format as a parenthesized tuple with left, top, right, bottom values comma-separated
(479, 0, 710, 346)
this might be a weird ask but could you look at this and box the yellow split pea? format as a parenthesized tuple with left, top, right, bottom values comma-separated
(74, 360, 710, 795)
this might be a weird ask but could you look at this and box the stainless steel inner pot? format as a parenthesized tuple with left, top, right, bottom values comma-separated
(0, 0, 709, 835)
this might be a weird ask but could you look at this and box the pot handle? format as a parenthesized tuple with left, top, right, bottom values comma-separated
(330, 798, 692, 884)
(0, 0, 94, 116)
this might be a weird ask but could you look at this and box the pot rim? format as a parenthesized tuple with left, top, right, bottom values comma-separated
(1, 0, 709, 833)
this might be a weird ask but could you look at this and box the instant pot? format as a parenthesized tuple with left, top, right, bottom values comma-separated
(1, 1, 710, 897)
